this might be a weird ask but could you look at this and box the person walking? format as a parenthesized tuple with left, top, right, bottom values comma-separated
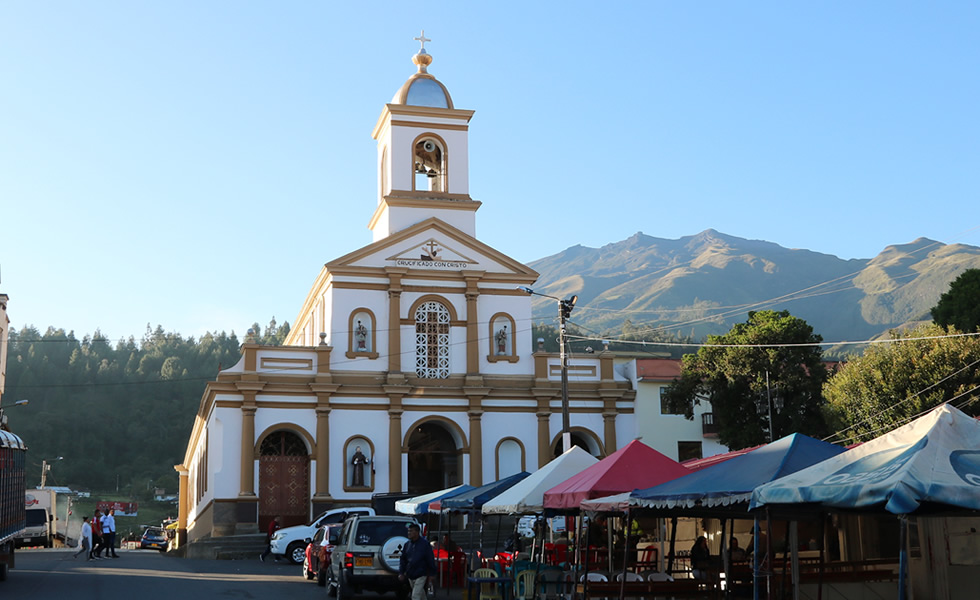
(102, 508, 120, 558)
(398, 522, 436, 600)
(74, 516, 92, 559)
(90, 509, 104, 559)
(259, 515, 280, 562)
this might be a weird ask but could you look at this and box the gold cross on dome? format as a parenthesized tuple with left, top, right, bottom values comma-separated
(414, 30, 431, 51)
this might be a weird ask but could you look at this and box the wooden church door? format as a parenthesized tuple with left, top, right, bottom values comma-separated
(258, 430, 310, 529)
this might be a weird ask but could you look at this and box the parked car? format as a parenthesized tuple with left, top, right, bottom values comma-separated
(327, 514, 419, 599)
(270, 506, 374, 564)
(303, 523, 341, 586)
(140, 527, 168, 551)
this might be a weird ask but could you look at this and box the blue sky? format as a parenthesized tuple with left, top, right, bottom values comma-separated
(2, 2, 978, 341)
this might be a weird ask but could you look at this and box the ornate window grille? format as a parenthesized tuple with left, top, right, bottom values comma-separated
(415, 301, 450, 378)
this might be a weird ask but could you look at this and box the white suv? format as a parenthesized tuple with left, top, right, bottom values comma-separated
(271, 507, 374, 564)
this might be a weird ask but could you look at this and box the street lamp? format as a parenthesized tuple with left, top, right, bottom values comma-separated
(518, 286, 578, 453)
(40, 456, 64, 488)
(0, 399, 29, 431)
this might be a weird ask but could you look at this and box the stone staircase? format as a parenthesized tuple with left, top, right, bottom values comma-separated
(174, 533, 270, 560)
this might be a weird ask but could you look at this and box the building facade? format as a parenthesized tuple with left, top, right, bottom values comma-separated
(177, 40, 636, 542)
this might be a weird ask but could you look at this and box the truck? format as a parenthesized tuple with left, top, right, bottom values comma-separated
(17, 488, 56, 548)
(0, 429, 28, 581)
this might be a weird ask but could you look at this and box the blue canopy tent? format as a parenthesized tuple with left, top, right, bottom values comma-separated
(395, 484, 475, 516)
(436, 471, 530, 512)
(611, 433, 846, 594)
(430, 471, 530, 569)
(751, 404, 980, 600)
(631, 433, 846, 515)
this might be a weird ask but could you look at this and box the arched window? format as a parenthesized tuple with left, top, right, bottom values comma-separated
(415, 300, 450, 379)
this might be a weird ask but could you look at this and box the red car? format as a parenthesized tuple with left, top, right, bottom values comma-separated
(303, 523, 341, 586)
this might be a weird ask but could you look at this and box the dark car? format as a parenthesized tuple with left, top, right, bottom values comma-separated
(303, 523, 341, 586)
(140, 527, 168, 551)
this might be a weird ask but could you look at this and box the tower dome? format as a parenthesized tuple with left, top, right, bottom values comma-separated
(391, 31, 454, 109)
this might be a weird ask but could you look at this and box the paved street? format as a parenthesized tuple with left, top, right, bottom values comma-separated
(4, 547, 330, 600)
(4, 547, 471, 600)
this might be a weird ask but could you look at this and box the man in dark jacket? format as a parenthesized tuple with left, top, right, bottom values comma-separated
(398, 523, 435, 600)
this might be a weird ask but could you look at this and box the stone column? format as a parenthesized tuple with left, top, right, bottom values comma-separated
(239, 396, 257, 497)
(603, 411, 618, 455)
(537, 412, 552, 468)
(463, 273, 483, 375)
(386, 269, 406, 375)
(388, 408, 403, 492)
(468, 410, 483, 486)
(173, 464, 189, 547)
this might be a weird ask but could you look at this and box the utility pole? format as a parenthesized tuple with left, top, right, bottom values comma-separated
(518, 286, 578, 453)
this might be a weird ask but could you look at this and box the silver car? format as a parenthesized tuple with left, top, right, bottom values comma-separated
(327, 515, 419, 599)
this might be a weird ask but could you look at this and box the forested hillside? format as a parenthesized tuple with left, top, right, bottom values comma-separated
(3, 319, 289, 498)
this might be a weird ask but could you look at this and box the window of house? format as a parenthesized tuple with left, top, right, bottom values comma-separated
(660, 387, 685, 415)
(677, 441, 703, 462)
(415, 300, 450, 378)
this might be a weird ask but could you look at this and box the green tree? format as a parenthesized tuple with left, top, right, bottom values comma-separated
(662, 310, 830, 448)
(824, 323, 980, 444)
(931, 268, 980, 332)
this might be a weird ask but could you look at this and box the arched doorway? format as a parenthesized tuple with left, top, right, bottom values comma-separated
(258, 430, 310, 529)
(552, 431, 600, 458)
(406, 421, 461, 494)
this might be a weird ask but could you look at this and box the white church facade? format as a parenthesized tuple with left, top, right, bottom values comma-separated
(176, 38, 636, 542)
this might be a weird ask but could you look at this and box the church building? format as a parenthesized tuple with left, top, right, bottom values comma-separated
(177, 36, 636, 543)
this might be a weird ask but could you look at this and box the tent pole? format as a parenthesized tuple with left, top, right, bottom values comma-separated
(720, 518, 729, 599)
(583, 513, 593, 600)
(752, 515, 760, 600)
(790, 520, 799, 600)
(817, 513, 826, 600)
(898, 516, 908, 600)
(765, 508, 773, 600)
(667, 516, 678, 576)
(618, 508, 631, 600)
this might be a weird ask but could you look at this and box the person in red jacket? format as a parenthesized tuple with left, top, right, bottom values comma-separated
(259, 515, 280, 562)
(90, 509, 104, 559)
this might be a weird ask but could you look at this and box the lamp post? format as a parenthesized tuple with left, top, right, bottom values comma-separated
(0, 398, 29, 430)
(518, 286, 578, 453)
(40, 456, 63, 488)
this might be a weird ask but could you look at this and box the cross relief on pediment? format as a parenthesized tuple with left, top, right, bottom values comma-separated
(387, 238, 477, 269)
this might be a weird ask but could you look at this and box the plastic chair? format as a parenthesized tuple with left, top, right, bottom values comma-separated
(473, 567, 503, 600)
(537, 566, 564, 600)
(647, 572, 675, 582)
(580, 571, 608, 582)
(615, 571, 644, 582)
(513, 569, 537, 600)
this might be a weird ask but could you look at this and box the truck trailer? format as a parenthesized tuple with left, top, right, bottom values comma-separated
(0, 430, 28, 580)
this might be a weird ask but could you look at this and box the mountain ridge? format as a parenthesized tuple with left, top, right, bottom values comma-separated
(527, 230, 980, 348)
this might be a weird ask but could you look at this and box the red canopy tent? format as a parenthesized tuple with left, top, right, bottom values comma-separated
(542, 439, 691, 511)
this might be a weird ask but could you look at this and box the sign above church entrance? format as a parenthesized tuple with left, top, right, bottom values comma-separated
(388, 239, 476, 269)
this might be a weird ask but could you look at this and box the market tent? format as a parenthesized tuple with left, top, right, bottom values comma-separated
(395, 484, 475, 515)
(482, 446, 598, 515)
(433, 471, 530, 513)
(751, 403, 980, 514)
(542, 440, 690, 511)
(634, 433, 846, 512)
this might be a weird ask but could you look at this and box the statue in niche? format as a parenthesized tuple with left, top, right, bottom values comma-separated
(351, 445, 369, 487)
(496, 325, 508, 355)
(354, 320, 368, 351)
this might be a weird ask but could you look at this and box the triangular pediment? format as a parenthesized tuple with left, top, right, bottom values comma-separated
(326, 217, 538, 279)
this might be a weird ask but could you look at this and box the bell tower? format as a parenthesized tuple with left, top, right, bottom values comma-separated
(369, 32, 480, 242)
